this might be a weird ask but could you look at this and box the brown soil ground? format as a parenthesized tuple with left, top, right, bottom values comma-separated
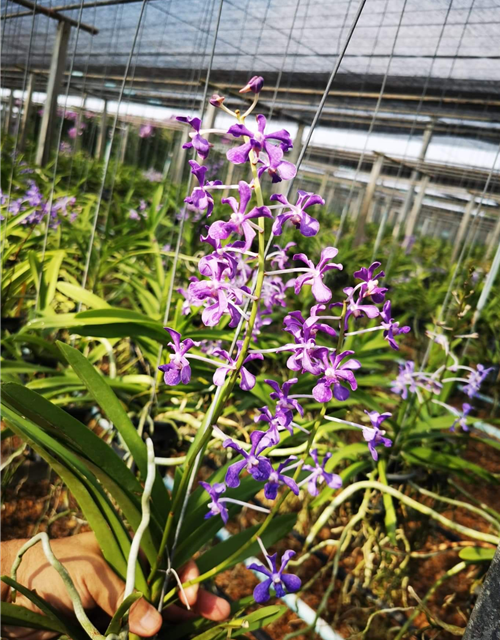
(2, 437, 500, 640)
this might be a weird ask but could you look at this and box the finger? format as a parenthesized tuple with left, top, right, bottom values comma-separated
(162, 603, 197, 622)
(177, 560, 199, 608)
(84, 564, 162, 637)
(0, 625, 58, 640)
(128, 596, 163, 637)
(192, 590, 231, 622)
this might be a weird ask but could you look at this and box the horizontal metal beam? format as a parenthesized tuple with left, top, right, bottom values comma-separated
(2, 0, 142, 19)
(8, 0, 99, 35)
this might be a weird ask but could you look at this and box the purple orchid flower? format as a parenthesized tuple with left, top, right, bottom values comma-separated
(255, 406, 288, 445)
(333, 285, 380, 329)
(380, 301, 411, 350)
(302, 450, 342, 497)
(223, 430, 273, 487)
(353, 261, 388, 303)
(226, 114, 293, 165)
(256, 143, 297, 183)
(199, 481, 229, 524)
(249, 550, 301, 603)
(240, 75, 264, 94)
(8, 199, 25, 216)
(293, 247, 343, 303)
(176, 116, 210, 159)
(184, 160, 222, 218)
(270, 190, 323, 237)
(158, 328, 199, 385)
(312, 350, 361, 402)
(363, 411, 393, 461)
(261, 275, 287, 312)
(25, 182, 43, 207)
(139, 124, 154, 138)
(264, 378, 304, 426)
(284, 305, 337, 342)
(252, 310, 273, 341)
(390, 361, 440, 399)
(129, 209, 141, 220)
(451, 403, 472, 432)
(463, 365, 493, 398)
(198, 232, 238, 279)
(207, 181, 272, 251)
(212, 345, 263, 391)
(188, 259, 249, 327)
(269, 242, 296, 270)
(264, 457, 300, 500)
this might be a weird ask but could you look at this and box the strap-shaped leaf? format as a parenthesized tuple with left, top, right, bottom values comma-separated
(1, 602, 68, 634)
(1, 576, 87, 640)
(56, 341, 170, 518)
(2, 406, 129, 581)
(3, 407, 151, 595)
(1, 383, 154, 516)
(105, 592, 142, 636)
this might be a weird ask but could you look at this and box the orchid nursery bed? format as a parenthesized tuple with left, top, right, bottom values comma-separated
(1, 76, 500, 640)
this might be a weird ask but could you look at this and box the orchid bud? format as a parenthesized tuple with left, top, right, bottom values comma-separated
(210, 94, 225, 107)
(239, 75, 264, 94)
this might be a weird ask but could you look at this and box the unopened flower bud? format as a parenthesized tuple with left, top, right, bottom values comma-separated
(239, 76, 264, 94)
(210, 94, 225, 107)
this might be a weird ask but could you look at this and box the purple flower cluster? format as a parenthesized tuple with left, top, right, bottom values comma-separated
(162, 76, 412, 605)
(1, 181, 78, 227)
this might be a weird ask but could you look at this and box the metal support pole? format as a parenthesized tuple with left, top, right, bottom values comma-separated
(353, 154, 384, 246)
(392, 121, 434, 241)
(201, 103, 217, 137)
(95, 99, 107, 160)
(325, 184, 335, 211)
(403, 175, 430, 244)
(19, 72, 34, 151)
(350, 187, 365, 224)
(387, 206, 398, 228)
(485, 214, 500, 261)
(289, 122, 305, 167)
(35, 21, 71, 166)
(367, 198, 377, 224)
(420, 217, 430, 237)
(319, 171, 328, 197)
(451, 196, 475, 263)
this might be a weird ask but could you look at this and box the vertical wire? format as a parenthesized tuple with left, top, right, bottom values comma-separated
(76, 0, 149, 305)
(67, 0, 99, 188)
(267, 0, 302, 123)
(100, 0, 150, 231)
(336, 0, 408, 241)
(35, 0, 88, 312)
(149, 0, 225, 411)
(3, 0, 38, 217)
(80, 2, 124, 192)
(166, 0, 370, 583)
(419, 141, 500, 371)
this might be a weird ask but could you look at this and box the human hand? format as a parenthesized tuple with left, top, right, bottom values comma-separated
(1, 531, 230, 639)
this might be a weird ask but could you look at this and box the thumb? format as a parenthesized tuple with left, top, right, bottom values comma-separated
(128, 597, 163, 637)
(85, 560, 162, 637)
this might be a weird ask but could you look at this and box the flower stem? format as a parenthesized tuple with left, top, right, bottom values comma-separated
(149, 111, 270, 603)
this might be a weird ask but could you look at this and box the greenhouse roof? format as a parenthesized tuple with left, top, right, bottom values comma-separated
(2, 0, 500, 103)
